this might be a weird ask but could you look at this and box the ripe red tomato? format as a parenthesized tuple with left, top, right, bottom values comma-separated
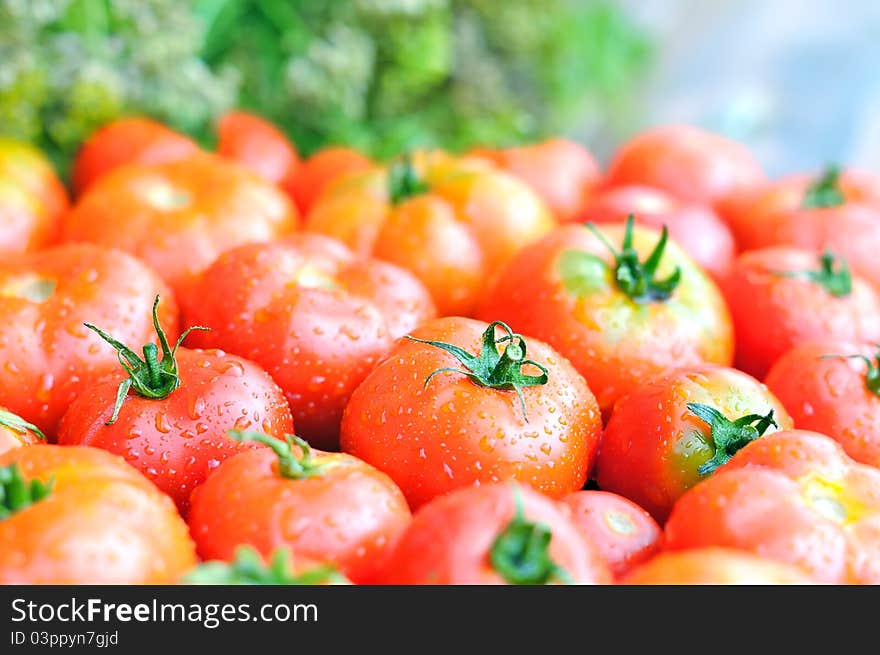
(765, 340, 880, 468)
(0, 244, 177, 435)
(57, 297, 294, 513)
(665, 430, 880, 583)
(183, 233, 435, 449)
(0, 445, 196, 583)
(579, 185, 736, 279)
(721, 247, 880, 378)
(621, 548, 814, 584)
(561, 491, 661, 578)
(603, 124, 765, 208)
(290, 146, 372, 215)
(596, 364, 792, 521)
(340, 317, 601, 509)
(216, 111, 300, 188)
(0, 407, 45, 456)
(71, 117, 200, 195)
(477, 217, 733, 415)
(188, 431, 410, 584)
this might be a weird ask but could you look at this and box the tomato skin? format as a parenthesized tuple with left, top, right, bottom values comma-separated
(471, 138, 601, 222)
(377, 482, 610, 584)
(621, 548, 814, 584)
(61, 152, 298, 304)
(765, 340, 880, 468)
(71, 117, 200, 195)
(665, 430, 880, 584)
(188, 446, 411, 584)
(57, 348, 294, 514)
(339, 317, 601, 509)
(477, 222, 733, 415)
(216, 111, 300, 188)
(183, 233, 435, 449)
(305, 152, 555, 316)
(721, 247, 880, 378)
(0, 244, 178, 435)
(0, 406, 42, 456)
(0, 445, 196, 584)
(289, 146, 372, 215)
(596, 365, 792, 522)
(0, 139, 69, 254)
(604, 124, 764, 207)
(561, 491, 661, 578)
(579, 185, 736, 279)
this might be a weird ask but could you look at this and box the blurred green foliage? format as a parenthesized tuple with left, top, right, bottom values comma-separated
(0, 0, 650, 176)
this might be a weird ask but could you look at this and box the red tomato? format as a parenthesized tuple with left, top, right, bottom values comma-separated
(57, 297, 294, 513)
(766, 340, 880, 468)
(665, 430, 880, 584)
(377, 482, 611, 584)
(721, 247, 880, 378)
(579, 185, 736, 279)
(0, 445, 196, 583)
(0, 407, 45, 456)
(561, 491, 662, 578)
(183, 233, 435, 449)
(216, 111, 300, 188)
(188, 431, 410, 584)
(596, 364, 792, 521)
(477, 218, 733, 415)
(0, 244, 177, 435)
(621, 548, 814, 584)
(71, 117, 200, 195)
(290, 146, 372, 215)
(603, 124, 765, 208)
(340, 317, 601, 509)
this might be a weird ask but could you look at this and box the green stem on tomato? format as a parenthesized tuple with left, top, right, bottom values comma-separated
(687, 402, 778, 476)
(227, 430, 326, 480)
(772, 250, 852, 298)
(388, 153, 429, 204)
(0, 409, 46, 442)
(183, 545, 348, 585)
(0, 463, 53, 520)
(821, 346, 880, 397)
(802, 165, 846, 209)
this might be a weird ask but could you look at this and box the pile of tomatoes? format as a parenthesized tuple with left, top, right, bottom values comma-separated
(2, 114, 880, 585)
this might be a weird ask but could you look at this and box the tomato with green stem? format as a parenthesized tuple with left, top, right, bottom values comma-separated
(184, 545, 349, 585)
(477, 216, 733, 415)
(0, 407, 45, 456)
(188, 430, 410, 584)
(340, 317, 602, 509)
(57, 297, 294, 513)
(596, 364, 792, 522)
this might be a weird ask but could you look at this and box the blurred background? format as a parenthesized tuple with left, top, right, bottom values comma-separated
(1, 0, 878, 178)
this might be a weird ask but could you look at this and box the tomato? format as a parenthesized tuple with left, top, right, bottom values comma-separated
(340, 317, 601, 509)
(377, 482, 611, 584)
(216, 111, 300, 189)
(665, 430, 880, 584)
(57, 297, 294, 513)
(61, 152, 298, 303)
(621, 548, 814, 584)
(184, 545, 350, 585)
(471, 138, 601, 222)
(290, 146, 372, 215)
(0, 445, 196, 583)
(71, 117, 200, 195)
(596, 364, 792, 521)
(560, 490, 661, 578)
(766, 340, 880, 468)
(721, 246, 880, 378)
(183, 233, 435, 449)
(726, 167, 880, 290)
(579, 185, 736, 279)
(0, 407, 45, 456)
(477, 217, 733, 415)
(0, 243, 177, 435)
(188, 430, 410, 584)
(603, 124, 765, 209)
(0, 138, 69, 254)
(305, 151, 555, 316)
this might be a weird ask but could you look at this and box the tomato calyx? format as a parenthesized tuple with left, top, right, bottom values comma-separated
(821, 347, 880, 396)
(184, 545, 348, 585)
(405, 321, 549, 421)
(0, 463, 53, 520)
(84, 295, 210, 425)
(802, 165, 846, 209)
(228, 430, 327, 479)
(772, 250, 852, 298)
(489, 487, 573, 585)
(0, 408, 46, 441)
(686, 402, 778, 476)
(388, 153, 429, 204)
(586, 214, 681, 303)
